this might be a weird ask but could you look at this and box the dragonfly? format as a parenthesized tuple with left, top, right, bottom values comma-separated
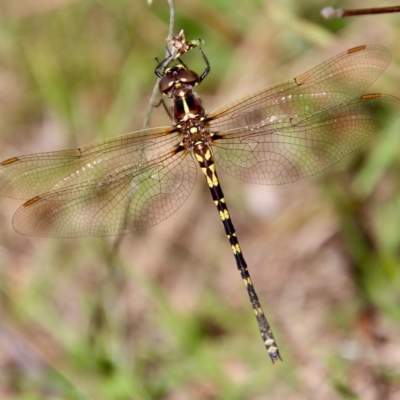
(1, 44, 400, 363)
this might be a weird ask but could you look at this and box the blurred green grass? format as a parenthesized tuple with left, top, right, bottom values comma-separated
(0, 0, 400, 399)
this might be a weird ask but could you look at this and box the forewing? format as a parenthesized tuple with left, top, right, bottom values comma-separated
(212, 94, 400, 184)
(207, 45, 391, 132)
(0, 126, 176, 199)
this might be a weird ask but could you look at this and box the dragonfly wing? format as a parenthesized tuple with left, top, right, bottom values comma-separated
(0, 126, 177, 199)
(212, 94, 400, 184)
(11, 146, 196, 237)
(207, 45, 391, 132)
(0, 126, 197, 236)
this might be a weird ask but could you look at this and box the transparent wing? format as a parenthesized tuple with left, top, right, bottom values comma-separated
(206, 45, 400, 183)
(0, 127, 176, 198)
(212, 94, 400, 184)
(208, 45, 391, 131)
(0, 127, 196, 237)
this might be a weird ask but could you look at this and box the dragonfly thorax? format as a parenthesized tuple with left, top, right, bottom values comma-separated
(175, 89, 211, 150)
(173, 90, 205, 123)
(160, 62, 209, 149)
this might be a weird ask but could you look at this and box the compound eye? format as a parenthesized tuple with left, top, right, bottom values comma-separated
(159, 75, 175, 95)
(177, 70, 199, 86)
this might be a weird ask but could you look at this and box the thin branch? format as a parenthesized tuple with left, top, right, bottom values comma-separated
(142, 0, 176, 129)
(321, 5, 400, 19)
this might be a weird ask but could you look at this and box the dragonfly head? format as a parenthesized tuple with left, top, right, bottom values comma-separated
(159, 65, 200, 97)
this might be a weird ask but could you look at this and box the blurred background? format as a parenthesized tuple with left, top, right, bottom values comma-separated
(0, 0, 400, 399)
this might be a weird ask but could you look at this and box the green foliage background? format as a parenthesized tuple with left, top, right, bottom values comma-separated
(0, 0, 399, 399)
